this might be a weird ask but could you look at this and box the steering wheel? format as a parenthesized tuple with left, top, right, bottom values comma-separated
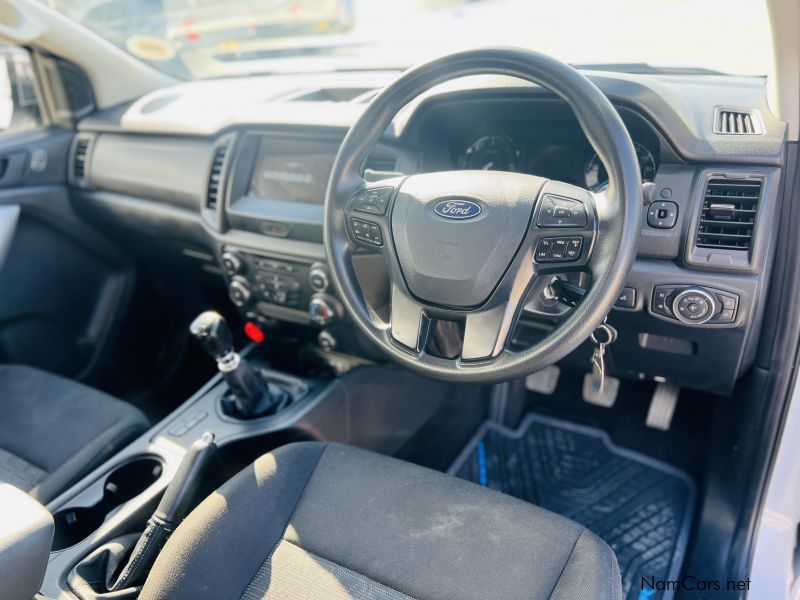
(324, 47, 642, 383)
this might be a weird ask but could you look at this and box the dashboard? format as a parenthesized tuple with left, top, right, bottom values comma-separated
(68, 70, 787, 395)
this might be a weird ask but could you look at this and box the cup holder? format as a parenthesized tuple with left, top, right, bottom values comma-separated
(51, 457, 163, 551)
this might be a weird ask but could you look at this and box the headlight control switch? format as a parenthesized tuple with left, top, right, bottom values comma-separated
(672, 288, 716, 324)
(651, 285, 739, 325)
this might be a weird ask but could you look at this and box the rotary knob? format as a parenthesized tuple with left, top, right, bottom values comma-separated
(309, 294, 342, 325)
(221, 251, 244, 276)
(228, 277, 252, 307)
(672, 288, 716, 325)
(308, 264, 330, 292)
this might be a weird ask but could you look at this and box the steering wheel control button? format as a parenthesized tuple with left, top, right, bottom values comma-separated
(565, 237, 583, 259)
(352, 187, 393, 215)
(646, 201, 678, 229)
(535, 238, 552, 261)
(551, 238, 567, 259)
(350, 218, 383, 246)
(614, 287, 636, 309)
(672, 288, 716, 324)
(535, 237, 582, 263)
(537, 195, 588, 227)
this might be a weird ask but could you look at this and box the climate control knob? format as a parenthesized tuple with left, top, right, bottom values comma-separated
(221, 251, 244, 276)
(308, 264, 330, 292)
(228, 277, 252, 307)
(672, 288, 716, 325)
(309, 294, 342, 326)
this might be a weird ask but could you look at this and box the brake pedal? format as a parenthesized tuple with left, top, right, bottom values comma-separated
(525, 366, 561, 395)
(646, 381, 680, 431)
(582, 373, 620, 407)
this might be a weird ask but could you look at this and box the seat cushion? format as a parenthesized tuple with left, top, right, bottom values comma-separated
(142, 442, 622, 600)
(0, 364, 149, 503)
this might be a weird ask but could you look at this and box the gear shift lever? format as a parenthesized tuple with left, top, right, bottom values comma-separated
(190, 311, 286, 418)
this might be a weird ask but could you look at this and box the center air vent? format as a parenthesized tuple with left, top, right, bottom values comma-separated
(695, 178, 762, 251)
(714, 108, 762, 135)
(206, 142, 230, 210)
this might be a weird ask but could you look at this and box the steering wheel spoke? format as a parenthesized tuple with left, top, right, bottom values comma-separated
(388, 283, 430, 353)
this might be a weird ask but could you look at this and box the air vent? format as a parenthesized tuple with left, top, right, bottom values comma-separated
(695, 178, 762, 251)
(72, 136, 92, 181)
(206, 142, 229, 210)
(714, 108, 762, 135)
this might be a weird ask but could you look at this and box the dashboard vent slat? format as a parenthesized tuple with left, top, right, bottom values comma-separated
(695, 178, 762, 252)
(206, 142, 230, 210)
(72, 136, 92, 181)
(714, 108, 762, 135)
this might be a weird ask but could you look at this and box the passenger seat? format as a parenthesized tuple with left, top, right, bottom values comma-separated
(0, 365, 148, 503)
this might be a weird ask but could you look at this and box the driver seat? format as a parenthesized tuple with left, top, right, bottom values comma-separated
(141, 442, 621, 600)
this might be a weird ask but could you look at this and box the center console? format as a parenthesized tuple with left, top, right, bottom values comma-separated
(220, 246, 342, 327)
(36, 308, 452, 598)
(203, 130, 408, 341)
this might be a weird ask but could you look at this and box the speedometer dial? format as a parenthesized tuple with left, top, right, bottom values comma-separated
(460, 135, 520, 172)
(584, 142, 656, 191)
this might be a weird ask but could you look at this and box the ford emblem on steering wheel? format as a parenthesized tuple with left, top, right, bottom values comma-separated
(433, 199, 482, 220)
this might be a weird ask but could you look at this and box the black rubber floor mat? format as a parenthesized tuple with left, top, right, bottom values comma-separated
(448, 413, 695, 600)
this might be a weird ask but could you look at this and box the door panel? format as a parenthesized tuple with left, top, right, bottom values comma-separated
(0, 129, 134, 380)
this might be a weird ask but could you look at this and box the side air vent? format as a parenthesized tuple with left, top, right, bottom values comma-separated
(71, 135, 93, 182)
(713, 108, 763, 135)
(695, 178, 762, 251)
(206, 142, 230, 210)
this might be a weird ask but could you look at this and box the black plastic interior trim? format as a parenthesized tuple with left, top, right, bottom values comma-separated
(732, 141, 800, 583)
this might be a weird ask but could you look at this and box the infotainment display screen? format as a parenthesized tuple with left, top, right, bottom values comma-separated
(247, 138, 339, 204)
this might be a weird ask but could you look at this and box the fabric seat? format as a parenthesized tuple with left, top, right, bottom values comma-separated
(0, 364, 148, 503)
(142, 441, 622, 600)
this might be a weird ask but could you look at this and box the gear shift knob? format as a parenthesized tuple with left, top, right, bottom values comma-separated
(189, 311, 234, 359)
(189, 310, 289, 419)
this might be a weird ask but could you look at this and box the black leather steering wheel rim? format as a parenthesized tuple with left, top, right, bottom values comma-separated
(324, 47, 642, 383)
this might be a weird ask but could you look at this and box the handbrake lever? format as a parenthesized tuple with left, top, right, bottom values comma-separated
(110, 432, 217, 591)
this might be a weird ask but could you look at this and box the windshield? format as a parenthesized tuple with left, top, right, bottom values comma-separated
(44, 0, 773, 79)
